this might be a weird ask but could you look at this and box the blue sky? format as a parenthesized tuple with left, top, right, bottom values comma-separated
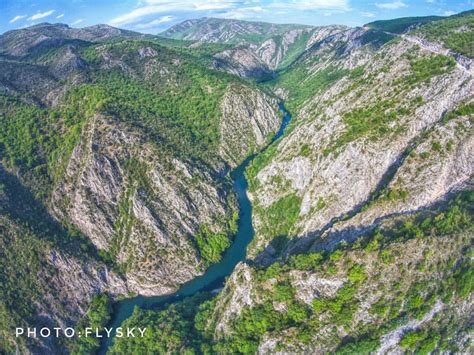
(1, 0, 472, 34)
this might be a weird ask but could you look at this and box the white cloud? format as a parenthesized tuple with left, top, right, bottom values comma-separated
(28, 10, 55, 21)
(9, 15, 27, 23)
(375, 1, 407, 9)
(109, 1, 242, 26)
(270, 0, 350, 11)
(56, 14, 64, 19)
(361, 11, 376, 18)
(145, 0, 240, 9)
(215, 6, 264, 19)
(71, 19, 84, 25)
(132, 15, 175, 30)
(443, 10, 455, 16)
(109, 0, 350, 28)
(110, 6, 169, 26)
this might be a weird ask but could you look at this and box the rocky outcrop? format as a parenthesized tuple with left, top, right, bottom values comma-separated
(211, 263, 256, 335)
(52, 114, 232, 295)
(249, 34, 473, 258)
(219, 85, 280, 167)
(0, 22, 283, 297)
(162, 18, 347, 78)
(208, 208, 473, 353)
(51, 78, 280, 295)
(213, 48, 272, 78)
(209, 24, 347, 77)
(318, 114, 473, 249)
(0, 165, 130, 354)
(160, 17, 309, 44)
(0, 23, 146, 58)
(2, 13, 473, 355)
(201, 23, 473, 352)
(254, 26, 347, 70)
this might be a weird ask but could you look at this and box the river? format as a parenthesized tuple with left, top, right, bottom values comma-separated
(99, 104, 292, 354)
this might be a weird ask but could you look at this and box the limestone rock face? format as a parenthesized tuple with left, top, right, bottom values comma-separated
(220, 85, 281, 167)
(0, 170, 130, 354)
(161, 17, 309, 44)
(213, 48, 272, 78)
(321, 115, 473, 248)
(2, 13, 474, 355)
(0, 19, 285, 353)
(163, 18, 348, 78)
(50, 78, 280, 295)
(203, 21, 473, 353)
(52, 114, 227, 295)
(211, 263, 256, 335)
(210, 25, 347, 78)
(248, 33, 473, 258)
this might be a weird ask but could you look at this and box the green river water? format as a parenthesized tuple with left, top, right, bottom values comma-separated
(99, 105, 292, 353)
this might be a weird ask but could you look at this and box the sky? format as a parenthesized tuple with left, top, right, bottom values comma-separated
(0, 0, 472, 34)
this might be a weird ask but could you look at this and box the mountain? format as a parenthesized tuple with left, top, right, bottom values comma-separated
(110, 12, 473, 354)
(0, 21, 281, 353)
(0, 23, 148, 58)
(0, 165, 129, 353)
(414, 9, 474, 58)
(160, 17, 311, 44)
(1, 10, 473, 355)
(161, 17, 348, 76)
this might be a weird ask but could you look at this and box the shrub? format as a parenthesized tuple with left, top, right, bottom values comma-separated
(195, 225, 231, 267)
(406, 55, 456, 85)
(348, 265, 366, 283)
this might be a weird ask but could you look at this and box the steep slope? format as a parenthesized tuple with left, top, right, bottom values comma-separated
(110, 191, 473, 353)
(161, 17, 347, 77)
(0, 166, 130, 354)
(247, 24, 472, 259)
(1, 12, 473, 355)
(0, 33, 281, 291)
(217, 14, 473, 352)
(212, 24, 346, 74)
(107, 12, 474, 354)
(414, 9, 474, 58)
(0, 24, 281, 353)
(160, 17, 310, 44)
(365, 15, 443, 34)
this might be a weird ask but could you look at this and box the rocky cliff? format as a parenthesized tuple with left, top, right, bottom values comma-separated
(248, 25, 473, 260)
(107, 11, 473, 354)
(0, 166, 130, 354)
(161, 18, 347, 78)
(0, 22, 281, 353)
(208, 12, 474, 352)
(110, 190, 473, 353)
